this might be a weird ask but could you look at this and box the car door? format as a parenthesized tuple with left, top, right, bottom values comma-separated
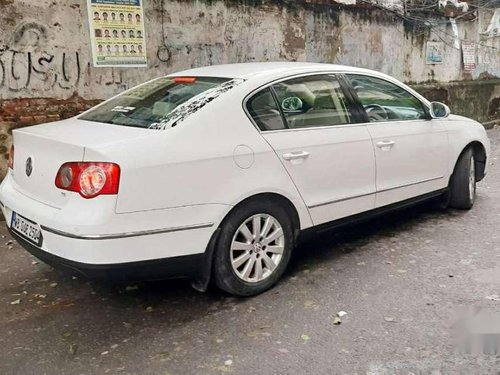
(346, 74, 449, 208)
(246, 74, 376, 226)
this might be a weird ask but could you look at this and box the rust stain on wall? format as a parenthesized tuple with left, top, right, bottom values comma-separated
(368, 30, 383, 53)
(282, 10, 306, 60)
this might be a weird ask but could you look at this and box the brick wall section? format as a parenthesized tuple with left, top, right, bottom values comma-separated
(0, 95, 102, 179)
(0, 95, 102, 126)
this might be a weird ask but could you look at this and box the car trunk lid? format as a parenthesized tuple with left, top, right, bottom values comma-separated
(11, 119, 151, 208)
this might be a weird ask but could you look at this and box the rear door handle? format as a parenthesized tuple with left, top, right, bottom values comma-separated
(282, 151, 310, 161)
(376, 140, 395, 149)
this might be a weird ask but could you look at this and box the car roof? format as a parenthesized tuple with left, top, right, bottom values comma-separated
(169, 62, 376, 80)
(166, 62, 431, 108)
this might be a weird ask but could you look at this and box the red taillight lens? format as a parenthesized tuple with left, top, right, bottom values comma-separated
(8, 145, 14, 170)
(55, 162, 120, 199)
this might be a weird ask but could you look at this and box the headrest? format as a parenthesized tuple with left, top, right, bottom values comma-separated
(153, 101, 177, 117)
(252, 91, 276, 110)
(285, 84, 315, 107)
(313, 94, 336, 110)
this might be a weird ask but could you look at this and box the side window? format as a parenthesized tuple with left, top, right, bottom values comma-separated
(246, 88, 286, 131)
(347, 74, 427, 122)
(271, 75, 354, 129)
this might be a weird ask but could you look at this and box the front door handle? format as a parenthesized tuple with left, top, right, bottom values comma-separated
(283, 151, 310, 161)
(376, 140, 395, 149)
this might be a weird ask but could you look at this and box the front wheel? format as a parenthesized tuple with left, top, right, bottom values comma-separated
(449, 148, 476, 210)
(213, 200, 295, 296)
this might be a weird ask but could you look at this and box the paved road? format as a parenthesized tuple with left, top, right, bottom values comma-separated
(1, 129, 500, 375)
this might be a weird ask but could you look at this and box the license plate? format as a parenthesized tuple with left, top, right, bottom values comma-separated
(11, 212, 43, 247)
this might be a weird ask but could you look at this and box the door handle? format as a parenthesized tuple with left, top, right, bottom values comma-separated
(282, 151, 310, 161)
(376, 140, 395, 148)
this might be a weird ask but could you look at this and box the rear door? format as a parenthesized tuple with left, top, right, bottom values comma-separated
(247, 74, 376, 226)
(345, 74, 449, 208)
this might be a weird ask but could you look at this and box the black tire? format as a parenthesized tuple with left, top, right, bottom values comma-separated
(213, 198, 295, 297)
(433, 189, 450, 211)
(449, 148, 476, 210)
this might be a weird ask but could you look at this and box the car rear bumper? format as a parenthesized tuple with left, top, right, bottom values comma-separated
(0, 172, 230, 268)
(8, 226, 204, 281)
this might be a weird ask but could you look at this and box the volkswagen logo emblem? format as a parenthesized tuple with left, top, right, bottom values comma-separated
(25, 157, 33, 177)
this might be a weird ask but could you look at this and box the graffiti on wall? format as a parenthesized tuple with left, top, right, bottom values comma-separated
(0, 22, 81, 93)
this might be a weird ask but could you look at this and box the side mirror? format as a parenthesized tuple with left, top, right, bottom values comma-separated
(429, 102, 450, 119)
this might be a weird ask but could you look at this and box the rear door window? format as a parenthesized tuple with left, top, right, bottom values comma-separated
(246, 88, 286, 131)
(271, 75, 354, 129)
(79, 77, 240, 129)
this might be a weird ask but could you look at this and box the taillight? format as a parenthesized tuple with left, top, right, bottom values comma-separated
(55, 162, 120, 199)
(8, 145, 14, 170)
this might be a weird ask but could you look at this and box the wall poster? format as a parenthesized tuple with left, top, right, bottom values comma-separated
(462, 42, 476, 71)
(87, 0, 147, 67)
(426, 41, 444, 64)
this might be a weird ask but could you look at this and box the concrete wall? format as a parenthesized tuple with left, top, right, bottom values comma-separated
(0, 0, 499, 177)
(413, 79, 500, 124)
(1, 1, 498, 100)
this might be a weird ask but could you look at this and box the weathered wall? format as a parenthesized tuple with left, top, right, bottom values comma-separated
(413, 79, 500, 124)
(1, 1, 499, 100)
(0, 0, 499, 177)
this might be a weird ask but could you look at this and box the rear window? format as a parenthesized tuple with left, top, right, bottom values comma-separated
(79, 77, 242, 129)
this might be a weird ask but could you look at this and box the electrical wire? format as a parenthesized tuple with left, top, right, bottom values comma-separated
(157, 0, 172, 62)
(358, 0, 500, 51)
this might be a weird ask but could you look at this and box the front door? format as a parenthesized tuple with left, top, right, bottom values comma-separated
(346, 74, 449, 207)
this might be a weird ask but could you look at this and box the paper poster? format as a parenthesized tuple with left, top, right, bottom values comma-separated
(426, 41, 444, 64)
(462, 42, 476, 71)
(449, 18, 460, 50)
(87, 0, 147, 67)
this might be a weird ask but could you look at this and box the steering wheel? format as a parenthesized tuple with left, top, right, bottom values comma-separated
(365, 104, 389, 122)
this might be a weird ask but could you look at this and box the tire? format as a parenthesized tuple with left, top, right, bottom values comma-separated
(433, 190, 450, 211)
(449, 148, 476, 210)
(213, 199, 295, 297)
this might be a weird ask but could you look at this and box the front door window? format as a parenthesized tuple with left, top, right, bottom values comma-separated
(347, 74, 427, 122)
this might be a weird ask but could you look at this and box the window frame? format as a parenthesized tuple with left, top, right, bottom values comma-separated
(343, 73, 432, 124)
(243, 72, 366, 133)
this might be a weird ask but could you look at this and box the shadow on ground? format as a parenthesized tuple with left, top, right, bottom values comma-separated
(91, 199, 463, 302)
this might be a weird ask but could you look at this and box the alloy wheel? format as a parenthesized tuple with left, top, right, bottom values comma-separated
(230, 214, 285, 283)
(469, 155, 476, 203)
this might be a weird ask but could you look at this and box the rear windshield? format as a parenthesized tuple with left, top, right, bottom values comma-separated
(79, 77, 241, 129)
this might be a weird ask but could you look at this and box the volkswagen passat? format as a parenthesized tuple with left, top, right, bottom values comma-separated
(0, 62, 490, 296)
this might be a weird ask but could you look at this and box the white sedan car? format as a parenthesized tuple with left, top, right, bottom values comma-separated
(0, 62, 490, 296)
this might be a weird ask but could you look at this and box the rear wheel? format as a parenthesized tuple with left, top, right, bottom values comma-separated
(213, 200, 294, 296)
(449, 148, 476, 210)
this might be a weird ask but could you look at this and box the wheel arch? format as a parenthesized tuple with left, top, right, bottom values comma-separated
(458, 141, 487, 182)
(220, 193, 301, 238)
(191, 192, 303, 292)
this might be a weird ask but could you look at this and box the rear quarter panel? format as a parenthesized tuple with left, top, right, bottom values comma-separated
(84, 85, 313, 230)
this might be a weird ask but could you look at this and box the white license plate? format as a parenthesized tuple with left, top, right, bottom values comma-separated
(11, 212, 43, 247)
